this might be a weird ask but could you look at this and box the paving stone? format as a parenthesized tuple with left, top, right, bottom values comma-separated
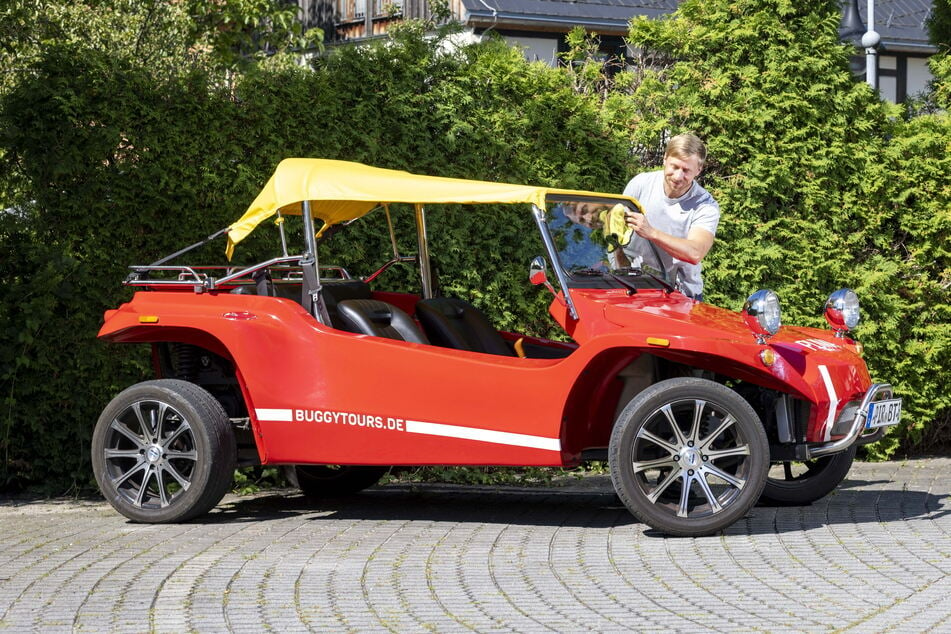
(0, 458, 949, 632)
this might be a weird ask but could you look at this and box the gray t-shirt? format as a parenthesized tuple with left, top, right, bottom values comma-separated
(622, 170, 720, 298)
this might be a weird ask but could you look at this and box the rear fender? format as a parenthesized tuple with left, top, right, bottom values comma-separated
(101, 324, 267, 464)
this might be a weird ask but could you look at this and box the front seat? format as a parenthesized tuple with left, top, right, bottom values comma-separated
(415, 297, 513, 356)
(336, 299, 430, 344)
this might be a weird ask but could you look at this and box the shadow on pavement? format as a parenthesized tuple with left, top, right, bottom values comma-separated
(207, 484, 635, 529)
(200, 475, 950, 536)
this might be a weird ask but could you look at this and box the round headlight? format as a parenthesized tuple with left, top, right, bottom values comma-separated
(743, 289, 781, 341)
(824, 288, 860, 335)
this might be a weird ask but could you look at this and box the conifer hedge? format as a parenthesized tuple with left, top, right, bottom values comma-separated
(0, 0, 947, 492)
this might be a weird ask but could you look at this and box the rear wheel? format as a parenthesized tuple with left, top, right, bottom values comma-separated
(289, 465, 388, 497)
(609, 377, 769, 537)
(760, 446, 856, 506)
(92, 379, 236, 523)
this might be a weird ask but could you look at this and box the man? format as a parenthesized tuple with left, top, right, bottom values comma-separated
(621, 133, 719, 301)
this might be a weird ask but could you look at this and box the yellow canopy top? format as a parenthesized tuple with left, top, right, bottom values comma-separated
(226, 158, 639, 258)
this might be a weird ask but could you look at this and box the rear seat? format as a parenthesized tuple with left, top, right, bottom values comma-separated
(320, 280, 373, 328)
(336, 299, 430, 344)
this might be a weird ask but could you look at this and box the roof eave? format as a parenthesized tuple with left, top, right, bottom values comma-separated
(464, 11, 633, 35)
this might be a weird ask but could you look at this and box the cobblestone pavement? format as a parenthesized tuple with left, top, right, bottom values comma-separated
(0, 457, 949, 633)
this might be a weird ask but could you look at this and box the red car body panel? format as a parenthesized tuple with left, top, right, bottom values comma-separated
(99, 283, 871, 468)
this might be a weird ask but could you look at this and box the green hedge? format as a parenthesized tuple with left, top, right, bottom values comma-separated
(1, 1, 948, 492)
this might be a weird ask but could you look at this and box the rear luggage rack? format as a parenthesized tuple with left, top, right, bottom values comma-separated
(125, 257, 350, 292)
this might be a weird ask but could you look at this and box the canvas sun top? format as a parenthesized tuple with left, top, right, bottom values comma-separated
(225, 158, 641, 258)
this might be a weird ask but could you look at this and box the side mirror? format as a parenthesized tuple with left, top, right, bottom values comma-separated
(529, 256, 556, 296)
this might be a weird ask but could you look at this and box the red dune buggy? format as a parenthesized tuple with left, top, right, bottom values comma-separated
(94, 159, 900, 536)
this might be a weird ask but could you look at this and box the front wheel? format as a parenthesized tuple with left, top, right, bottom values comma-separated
(609, 377, 769, 537)
(759, 446, 856, 506)
(91, 379, 236, 523)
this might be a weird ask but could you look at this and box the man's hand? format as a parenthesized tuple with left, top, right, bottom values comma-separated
(624, 209, 655, 240)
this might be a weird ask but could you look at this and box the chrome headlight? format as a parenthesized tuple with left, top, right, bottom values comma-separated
(824, 288, 860, 335)
(743, 289, 781, 342)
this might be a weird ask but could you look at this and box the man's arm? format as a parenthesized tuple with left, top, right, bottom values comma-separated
(624, 210, 715, 265)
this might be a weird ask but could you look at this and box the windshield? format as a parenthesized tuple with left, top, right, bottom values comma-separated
(546, 200, 670, 291)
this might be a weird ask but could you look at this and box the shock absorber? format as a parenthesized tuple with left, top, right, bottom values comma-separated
(171, 343, 199, 382)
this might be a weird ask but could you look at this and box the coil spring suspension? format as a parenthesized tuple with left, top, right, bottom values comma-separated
(171, 343, 199, 382)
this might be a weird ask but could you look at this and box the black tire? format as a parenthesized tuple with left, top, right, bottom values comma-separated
(759, 446, 856, 506)
(289, 465, 388, 497)
(92, 379, 236, 523)
(609, 377, 769, 537)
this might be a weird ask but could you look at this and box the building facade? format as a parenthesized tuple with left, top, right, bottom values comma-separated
(297, 0, 937, 103)
(839, 0, 937, 103)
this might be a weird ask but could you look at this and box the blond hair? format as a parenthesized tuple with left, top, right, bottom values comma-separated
(665, 134, 707, 167)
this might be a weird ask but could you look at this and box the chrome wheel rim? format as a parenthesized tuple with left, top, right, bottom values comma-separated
(631, 398, 753, 520)
(102, 400, 197, 509)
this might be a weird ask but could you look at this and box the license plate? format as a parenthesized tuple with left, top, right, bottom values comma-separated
(865, 398, 902, 429)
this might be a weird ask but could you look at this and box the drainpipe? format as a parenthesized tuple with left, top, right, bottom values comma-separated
(861, 0, 880, 90)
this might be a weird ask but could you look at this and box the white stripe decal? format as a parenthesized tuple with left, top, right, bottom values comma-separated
(254, 407, 561, 452)
(256, 408, 293, 422)
(406, 420, 561, 452)
(817, 365, 839, 442)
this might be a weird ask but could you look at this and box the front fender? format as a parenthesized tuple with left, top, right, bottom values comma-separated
(560, 290, 873, 445)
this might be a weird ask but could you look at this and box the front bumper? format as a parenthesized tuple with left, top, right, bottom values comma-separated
(807, 383, 899, 458)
